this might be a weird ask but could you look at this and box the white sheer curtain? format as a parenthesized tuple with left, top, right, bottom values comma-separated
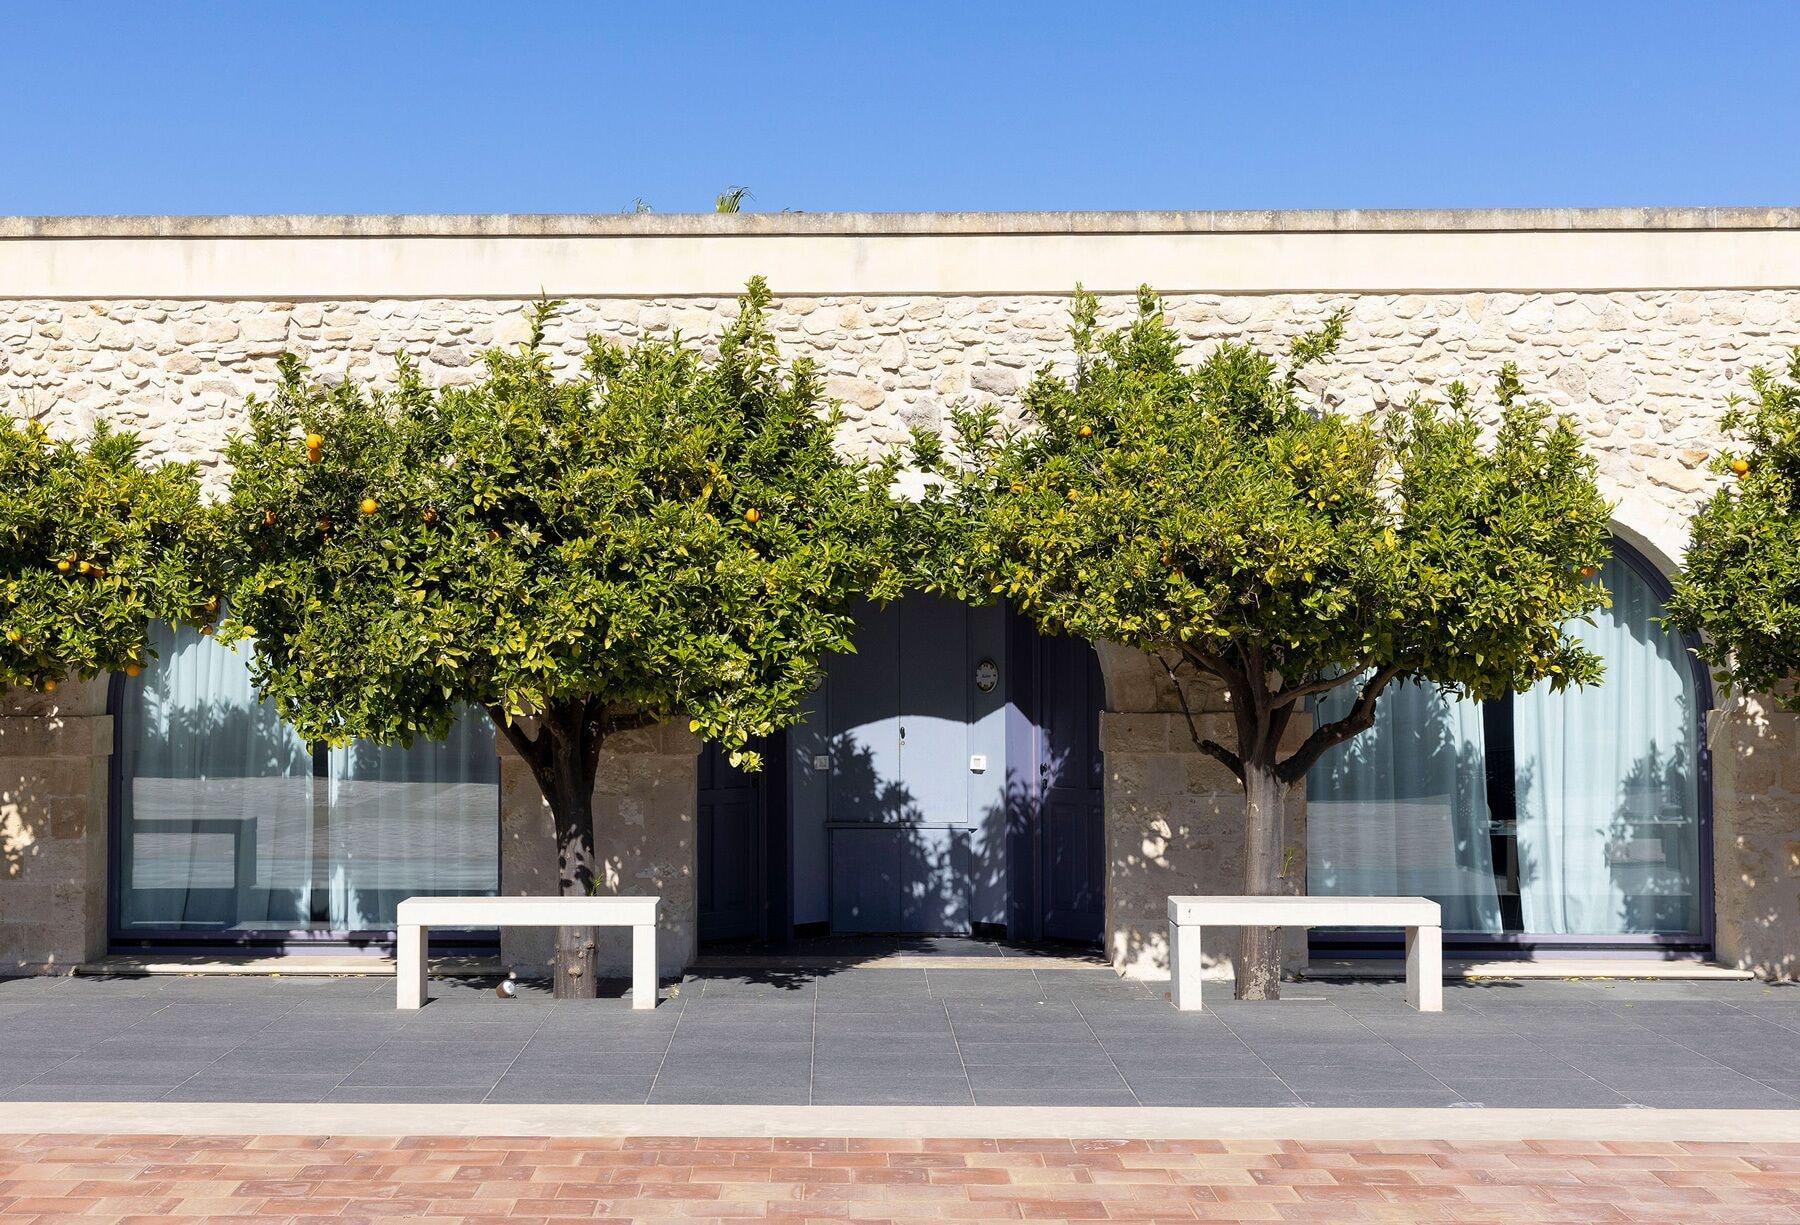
(1308, 678, 1502, 933)
(326, 712, 500, 930)
(117, 623, 314, 932)
(119, 623, 501, 936)
(1513, 553, 1702, 935)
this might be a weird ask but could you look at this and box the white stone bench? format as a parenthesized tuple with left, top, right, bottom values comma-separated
(395, 895, 660, 1011)
(1167, 895, 1442, 1012)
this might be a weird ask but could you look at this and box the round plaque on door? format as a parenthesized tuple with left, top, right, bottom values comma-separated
(974, 658, 999, 693)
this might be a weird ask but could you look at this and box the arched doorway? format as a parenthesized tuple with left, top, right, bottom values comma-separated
(1305, 537, 1713, 953)
(696, 596, 1106, 946)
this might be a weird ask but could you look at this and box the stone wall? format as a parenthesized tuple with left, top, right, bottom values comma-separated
(0, 679, 112, 973)
(497, 721, 700, 981)
(3, 225, 1799, 978)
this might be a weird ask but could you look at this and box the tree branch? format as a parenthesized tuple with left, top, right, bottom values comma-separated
(1275, 664, 1405, 785)
(1270, 670, 1361, 709)
(1159, 652, 1244, 783)
(486, 703, 553, 789)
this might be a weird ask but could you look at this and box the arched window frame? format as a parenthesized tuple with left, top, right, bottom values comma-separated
(1307, 535, 1714, 956)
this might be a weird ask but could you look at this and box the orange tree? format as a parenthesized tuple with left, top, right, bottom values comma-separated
(219, 280, 900, 997)
(1667, 348, 1800, 708)
(0, 418, 216, 693)
(912, 289, 1611, 999)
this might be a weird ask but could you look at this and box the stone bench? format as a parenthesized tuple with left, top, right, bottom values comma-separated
(395, 895, 660, 1010)
(1167, 895, 1442, 1012)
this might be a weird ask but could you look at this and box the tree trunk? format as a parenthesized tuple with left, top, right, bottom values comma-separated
(1235, 757, 1287, 1001)
(545, 738, 600, 1001)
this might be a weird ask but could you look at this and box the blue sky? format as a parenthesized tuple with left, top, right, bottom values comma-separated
(6, 2, 1797, 215)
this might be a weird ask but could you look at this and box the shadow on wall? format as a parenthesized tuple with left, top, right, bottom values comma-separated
(1096, 650, 1310, 982)
(1712, 696, 1800, 981)
(0, 678, 111, 970)
(819, 732, 1007, 936)
(502, 721, 700, 979)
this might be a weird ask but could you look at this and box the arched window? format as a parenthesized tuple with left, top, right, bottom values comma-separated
(111, 623, 500, 947)
(1306, 539, 1710, 951)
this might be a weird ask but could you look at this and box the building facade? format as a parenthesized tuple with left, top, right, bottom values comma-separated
(1, 209, 1797, 981)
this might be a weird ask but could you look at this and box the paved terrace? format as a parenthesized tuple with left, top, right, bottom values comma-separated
(3, 969, 1798, 1110)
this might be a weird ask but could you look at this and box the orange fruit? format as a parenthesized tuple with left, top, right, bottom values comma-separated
(205, 596, 220, 613)
(1078, 425, 1093, 438)
(306, 446, 322, 464)
(1579, 565, 1597, 578)
(1731, 458, 1751, 476)
(55, 559, 70, 573)
(1066, 490, 1079, 502)
(304, 432, 324, 450)
(124, 662, 141, 678)
(77, 561, 91, 575)
(359, 497, 378, 515)
(422, 507, 437, 523)
(487, 528, 501, 543)
(90, 565, 106, 579)
(41, 679, 56, 693)
(744, 508, 761, 524)
(318, 517, 333, 533)
(263, 509, 277, 526)
(3, 629, 19, 643)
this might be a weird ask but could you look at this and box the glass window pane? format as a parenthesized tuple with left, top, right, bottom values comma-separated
(117, 623, 315, 933)
(1308, 679, 1502, 933)
(1512, 553, 1703, 936)
(116, 624, 501, 939)
(326, 713, 500, 929)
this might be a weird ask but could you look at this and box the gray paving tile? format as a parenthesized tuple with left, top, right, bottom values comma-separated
(335, 1065, 508, 1088)
(1447, 1079, 1629, 1108)
(2, 1085, 176, 1102)
(648, 1082, 810, 1104)
(1128, 1078, 1302, 1107)
(955, 1041, 1114, 1068)
(973, 1087, 1140, 1106)
(1290, 1088, 1468, 1108)
(23, 1061, 215, 1087)
(323, 1087, 492, 1103)
(966, 1066, 1132, 1094)
(809, 1078, 974, 1105)
(484, 1076, 656, 1104)
(162, 1075, 343, 1103)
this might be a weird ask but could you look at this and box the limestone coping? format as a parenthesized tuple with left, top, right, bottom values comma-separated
(1, 206, 1795, 239)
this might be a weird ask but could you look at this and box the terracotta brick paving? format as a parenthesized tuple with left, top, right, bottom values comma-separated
(1, 1134, 1798, 1223)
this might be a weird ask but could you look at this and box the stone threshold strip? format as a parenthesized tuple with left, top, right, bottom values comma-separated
(0, 1132, 1795, 1224)
(6, 1104, 1800, 1143)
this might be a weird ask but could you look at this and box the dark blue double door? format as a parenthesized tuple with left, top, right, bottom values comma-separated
(696, 603, 1104, 945)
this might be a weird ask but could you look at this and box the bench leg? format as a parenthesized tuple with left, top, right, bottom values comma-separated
(397, 924, 428, 1010)
(631, 922, 657, 1010)
(1169, 920, 1204, 1011)
(1405, 924, 1442, 1012)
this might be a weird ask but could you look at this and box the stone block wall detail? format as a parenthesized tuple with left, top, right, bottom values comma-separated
(0, 680, 113, 974)
(1096, 644, 1312, 980)
(497, 720, 700, 980)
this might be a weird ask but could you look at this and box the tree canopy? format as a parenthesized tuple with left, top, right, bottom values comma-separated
(218, 280, 901, 994)
(219, 279, 899, 762)
(0, 417, 215, 693)
(1667, 347, 1800, 709)
(912, 287, 1613, 996)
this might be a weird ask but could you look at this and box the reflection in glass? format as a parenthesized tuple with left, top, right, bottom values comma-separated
(1307, 543, 1704, 940)
(1309, 680, 1501, 932)
(116, 622, 498, 937)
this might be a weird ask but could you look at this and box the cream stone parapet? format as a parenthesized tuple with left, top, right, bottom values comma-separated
(3, 210, 1798, 299)
(0, 710, 114, 974)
